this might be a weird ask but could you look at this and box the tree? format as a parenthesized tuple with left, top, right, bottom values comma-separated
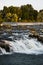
(11, 14, 18, 22)
(0, 4, 43, 22)
(2, 6, 10, 18)
(33, 10, 38, 21)
(37, 10, 43, 22)
(21, 4, 34, 21)
(9, 6, 15, 14)
(0, 12, 3, 23)
(5, 12, 12, 22)
(16, 7, 22, 21)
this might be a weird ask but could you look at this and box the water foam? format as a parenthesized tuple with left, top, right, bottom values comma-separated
(0, 33, 43, 55)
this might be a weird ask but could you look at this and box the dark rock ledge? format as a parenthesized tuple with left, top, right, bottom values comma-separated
(29, 33, 43, 43)
(0, 40, 10, 52)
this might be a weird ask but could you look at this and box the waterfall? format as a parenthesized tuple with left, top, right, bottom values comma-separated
(0, 33, 43, 55)
(9, 38, 43, 55)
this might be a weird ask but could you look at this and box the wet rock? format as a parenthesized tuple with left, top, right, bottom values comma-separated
(29, 34, 43, 43)
(29, 34, 39, 38)
(38, 36, 43, 43)
(0, 36, 13, 41)
(0, 41, 10, 52)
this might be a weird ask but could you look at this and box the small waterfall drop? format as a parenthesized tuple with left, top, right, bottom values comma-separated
(0, 33, 43, 55)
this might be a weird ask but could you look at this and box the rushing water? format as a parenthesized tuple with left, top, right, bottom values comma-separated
(0, 29, 43, 65)
(0, 32, 43, 55)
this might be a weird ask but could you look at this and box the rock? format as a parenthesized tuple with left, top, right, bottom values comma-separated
(0, 41, 10, 52)
(38, 36, 43, 43)
(29, 34, 39, 38)
(0, 37, 13, 41)
(29, 33, 43, 43)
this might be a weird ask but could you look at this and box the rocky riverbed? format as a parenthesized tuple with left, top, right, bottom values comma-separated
(0, 24, 43, 54)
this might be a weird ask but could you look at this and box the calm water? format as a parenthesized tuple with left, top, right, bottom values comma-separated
(0, 53, 43, 65)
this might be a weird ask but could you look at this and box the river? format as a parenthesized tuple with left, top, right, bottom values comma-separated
(0, 24, 43, 65)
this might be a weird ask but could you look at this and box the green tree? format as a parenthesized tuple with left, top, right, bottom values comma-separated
(2, 6, 10, 18)
(11, 14, 18, 22)
(0, 12, 3, 23)
(21, 4, 34, 21)
(5, 12, 12, 22)
(37, 10, 43, 22)
(0, 4, 43, 22)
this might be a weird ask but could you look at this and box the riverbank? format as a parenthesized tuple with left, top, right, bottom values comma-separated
(0, 22, 43, 26)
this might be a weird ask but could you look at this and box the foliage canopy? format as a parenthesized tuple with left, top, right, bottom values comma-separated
(0, 4, 43, 23)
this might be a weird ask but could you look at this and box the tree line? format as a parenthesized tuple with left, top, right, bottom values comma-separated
(0, 4, 43, 23)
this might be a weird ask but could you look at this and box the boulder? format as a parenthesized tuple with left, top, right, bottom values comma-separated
(29, 33, 43, 43)
(29, 33, 39, 38)
(38, 36, 43, 43)
(0, 41, 10, 52)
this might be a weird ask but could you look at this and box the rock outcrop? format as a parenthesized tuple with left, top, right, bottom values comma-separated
(29, 29, 43, 43)
(0, 40, 10, 52)
(29, 34, 43, 43)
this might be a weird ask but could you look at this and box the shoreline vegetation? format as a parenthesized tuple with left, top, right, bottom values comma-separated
(0, 4, 43, 24)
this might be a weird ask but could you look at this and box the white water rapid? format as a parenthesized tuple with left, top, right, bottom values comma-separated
(0, 33, 43, 55)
